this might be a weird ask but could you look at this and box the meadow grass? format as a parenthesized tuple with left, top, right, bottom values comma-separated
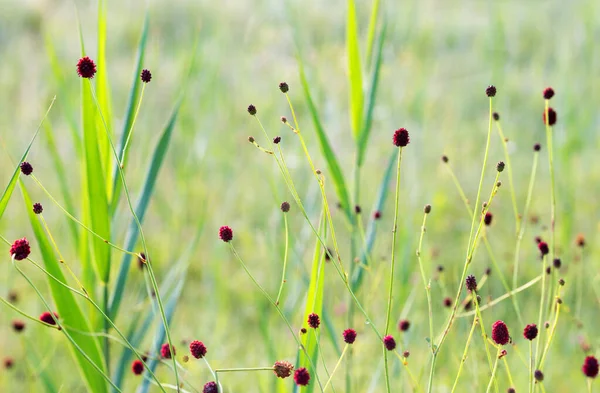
(1, 1, 599, 392)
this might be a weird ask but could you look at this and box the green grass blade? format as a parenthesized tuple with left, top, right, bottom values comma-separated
(352, 149, 396, 290)
(23, 340, 57, 393)
(346, 0, 364, 141)
(0, 97, 55, 220)
(365, 0, 381, 70)
(109, 98, 182, 319)
(357, 21, 387, 167)
(111, 13, 149, 210)
(96, 0, 113, 184)
(298, 61, 352, 220)
(20, 184, 108, 393)
(297, 213, 327, 393)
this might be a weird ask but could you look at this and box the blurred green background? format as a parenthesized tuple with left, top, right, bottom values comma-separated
(0, 0, 599, 391)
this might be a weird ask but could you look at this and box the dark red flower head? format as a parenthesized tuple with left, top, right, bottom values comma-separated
(465, 275, 478, 292)
(576, 233, 586, 248)
(39, 311, 59, 325)
(273, 136, 281, 144)
(508, 388, 516, 393)
(273, 360, 294, 379)
(12, 320, 25, 333)
(131, 360, 144, 375)
(493, 112, 500, 121)
(189, 340, 207, 359)
(543, 107, 557, 126)
(486, 85, 497, 97)
(279, 82, 289, 93)
(392, 128, 410, 147)
(343, 328, 357, 344)
(398, 319, 410, 332)
(373, 210, 381, 220)
(33, 203, 43, 214)
(294, 367, 310, 386)
(534, 370, 544, 381)
(160, 343, 176, 359)
(219, 226, 233, 242)
(76, 56, 97, 79)
(538, 241, 549, 257)
(20, 161, 33, 175)
(141, 69, 152, 83)
(442, 155, 449, 163)
(4, 358, 13, 369)
(523, 324, 538, 340)
(583, 356, 599, 378)
(492, 320, 510, 345)
(247, 104, 257, 115)
(543, 87, 555, 100)
(534, 143, 541, 152)
(203, 381, 218, 393)
(383, 335, 396, 351)
(10, 238, 30, 261)
(307, 313, 320, 329)
(443, 297, 452, 307)
(553, 258, 561, 269)
(280, 201, 290, 213)
(484, 212, 493, 226)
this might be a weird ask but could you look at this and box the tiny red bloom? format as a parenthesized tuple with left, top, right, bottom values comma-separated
(486, 85, 497, 97)
(12, 320, 25, 333)
(76, 56, 97, 79)
(538, 241, 549, 257)
(160, 343, 176, 359)
(189, 340, 207, 359)
(398, 319, 410, 332)
(543, 107, 557, 126)
(10, 238, 30, 261)
(132, 360, 144, 375)
(39, 311, 59, 325)
(373, 210, 381, 220)
(294, 367, 310, 386)
(523, 324, 538, 340)
(203, 381, 218, 393)
(273, 360, 294, 379)
(141, 69, 152, 83)
(20, 162, 33, 175)
(33, 203, 43, 214)
(4, 358, 13, 369)
(491, 320, 510, 345)
(484, 212, 493, 226)
(343, 329, 357, 344)
(465, 275, 477, 292)
(583, 356, 599, 378)
(543, 87, 555, 100)
(219, 226, 233, 242)
(307, 313, 320, 329)
(383, 335, 396, 351)
(392, 128, 410, 147)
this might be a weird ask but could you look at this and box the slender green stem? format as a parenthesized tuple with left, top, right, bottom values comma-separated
(103, 283, 110, 375)
(577, 246, 584, 320)
(228, 243, 325, 392)
(544, 100, 556, 281)
(494, 119, 519, 233)
(474, 294, 497, 393)
(513, 151, 539, 290)
(216, 367, 274, 373)
(314, 329, 336, 393)
(529, 340, 534, 393)
(539, 286, 563, 368)
(416, 211, 434, 348)
(324, 345, 350, 392)
(450, 314, 479, 392)
(536, 255, 547, 362)
(588, 378, 593, 393)
(88, 81, 180, 391)
(485, 347, 502, 393)
(384, 148, 403, 392)
(120, 84, 146, 166)
(275, 213, 290, 306)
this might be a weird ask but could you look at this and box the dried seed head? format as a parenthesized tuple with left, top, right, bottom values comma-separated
(354, 205, 361, 214)
(497, 161, 505, 172)
(281, 116, 287, 123)
(392, 128, 410, 147)
(189, 340, 207, 359)
(273, 360, 294, 379)
(583, 356, 599, 378)
(293, 367, 310, 386)
(343, 329, 357, 344)
(523, 324, 538, 340)
(493, 112, 500, 121)
(247, 104, 257, 115)
(132, 360, 144, 375)
(307, 313, 320, 329)
(465, 275, 478, 292)
(248, 136, 255, 143)
(543, 87, 555, 100)
(76, 56, 97, 78)
(219, 226, 233, 242)
(140, 69, 152, 83)
(279, 82, 289, 93)
(10, 238, 30, 261)
(559, 278, 565, 286)
(300, 328, 307, 334)
(442, 155, 449, 163)
(486, 85, 497, 97)
(383, 335, 396, 351)
(403, 350, 410, 358)
(424, 204, 432, 214)
(491, 320, 510, 345)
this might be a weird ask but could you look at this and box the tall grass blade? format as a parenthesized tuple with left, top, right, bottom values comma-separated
(346, 0, 364, 141)
(365, 0, 381, 69)
(298, 61, 352, 220)
(21, 185, 108, 393)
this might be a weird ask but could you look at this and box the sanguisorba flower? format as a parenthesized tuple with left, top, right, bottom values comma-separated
(307, 313, 320, 329)
(543, 87, 555, 100)
(160, 343, 176, 359)
(486, 85, 497, 97)
(131, 360, 144, 375)
(383, 335, 396, 351)
(141, 69, 152, 83)
(465, 275, 478, 292)
(343, 329, 357, 344)
(398, 319, 410, 332)
(523, 324, 538, 341)
(20, 162, 33, 175)
(392, 128, 410, 147)
(10, 238, 30, 261)
(203, 381, 218, 393)
(219, 226, 233, 242)
(76, 56, 97, 79)
(538, 241, 549, 257)
(491, 320, 510, 346)
(293, 367, 310, 386)
(543, 107, 557, 126)
(273, 360, 294, 379)
(33, 203, 43, 214)
(484, 212, 493, 226)
(583, 356, 599, 378)
(12, 320, 25, 333)
(39, 311, 59, 325)
(189, 340, 207, 359)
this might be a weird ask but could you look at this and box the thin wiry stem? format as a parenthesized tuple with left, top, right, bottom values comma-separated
(416, 210, 434, 351)
(451, 314, 479, 392)
(275, 213, 290, 306)
(485, 347, 502, 393)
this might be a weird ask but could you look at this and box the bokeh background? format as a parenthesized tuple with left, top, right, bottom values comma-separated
(0, 0, 599, 391)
